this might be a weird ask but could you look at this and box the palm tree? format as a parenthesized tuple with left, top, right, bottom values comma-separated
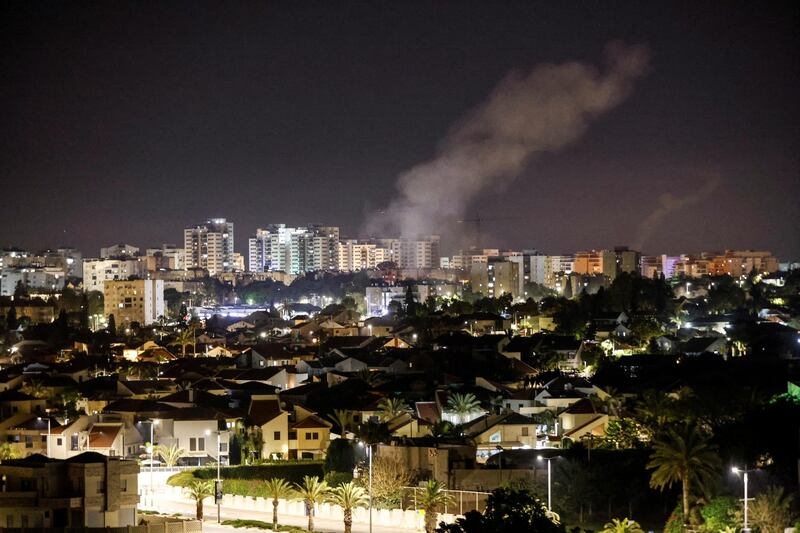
(155, 444, 185, 467)
(294, 475, 330, 531)
(0, 442, 21, 461)
(601, 518, 645, 533)
(601, 386, 625, 417)
(21, 379, 47, 399)
(429, 420, 455, 442)
(329, 409, 356, 436)
(418, 479, 453, 533)
(328, 482, 368, 533)
(447, 392, 481, 424)
(186, 480, 214, 521)
(376, 397, 410, 421)
(264, 478, 294, 531)
(176, 325, 196, 356)
(647, 424, 720, 523)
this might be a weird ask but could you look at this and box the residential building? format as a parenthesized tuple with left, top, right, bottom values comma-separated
(82, 258, 146, 294)
(144, 244, 186, 271)
(184, 218, 235, 275)
(103, 279, 165, 325)
(573, 250, 616, 279)
(470, 258, 521, 299)
(99, 244, 140, 259)
(391, 236, 440, 270)
(0, 266, 67, 295)
(248, 224, 339, 274)
(0, 452, 139, 528)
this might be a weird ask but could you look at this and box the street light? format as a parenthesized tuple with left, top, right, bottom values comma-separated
(731, 466, 756, 532)
(537, 455, 553, 511)
(358, 441, 374, 533)
(37, 412, 51, 457)
(149, 419, 159, 494)
(206, 426, 227, 523)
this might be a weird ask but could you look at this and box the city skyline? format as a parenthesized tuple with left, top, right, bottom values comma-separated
(1, 2, 798, 258)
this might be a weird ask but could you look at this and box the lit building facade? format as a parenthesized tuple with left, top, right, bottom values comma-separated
(103, 279, 165, 325)
(183, 218, 235, 275)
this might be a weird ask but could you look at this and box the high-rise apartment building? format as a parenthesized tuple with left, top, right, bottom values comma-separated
(99, 244, 139, 259)
(103, 279, 165, 325)
(470, 258, 521, 299)
(390, 236, 440, 270)
(248, 224, 339, 275)
(184, 218, 235, 275)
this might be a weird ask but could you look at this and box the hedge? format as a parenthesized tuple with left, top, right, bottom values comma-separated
(191, 462, 324, 484)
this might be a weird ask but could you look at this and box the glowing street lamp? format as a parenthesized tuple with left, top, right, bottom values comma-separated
(358, 441, 374, 533)
(731, 466, 756, 532)
(37, 411, 51, 457)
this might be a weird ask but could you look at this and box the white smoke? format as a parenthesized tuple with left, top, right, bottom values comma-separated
(633, 176, 721, 251)
(366, 42, 651, 238)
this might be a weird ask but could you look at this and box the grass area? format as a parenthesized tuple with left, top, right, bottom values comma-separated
(222, 519, 306, 532)
(167, 462, 325, 499)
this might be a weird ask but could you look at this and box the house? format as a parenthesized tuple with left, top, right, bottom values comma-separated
(0, 452, 139, 528)
(558, 398, 610, 443)
(290, 412, 332, 460)
(0, 389, 47, 418)
(248, 395, 290, 460)
(682, 336, 728, 356)
(462, 412, 537, 462)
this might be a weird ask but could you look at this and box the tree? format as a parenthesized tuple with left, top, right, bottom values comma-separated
(748, 486, 796, 533)
(361, 455, 412, 508)
(328, 481, 369, 533)
(0, 442, 21, 460)
(21, 379, 47, 399)
(377, 396, 410, 421)
(186, 480, 214, 520)
(419, 479, 454, 533)
(6, 305, 18, 331)
(429, 420, 456, 441)
(294, 475, 330, 532)
(176, 325, 196, 356)
(601, 518, 644, 533)
(647, 424, 720, 523)
(324, 438, 357, 475)
(155, 444, 185, 467)
(436, 487, 562, 533)
(107, 314, 116, 336)
(447, 392, 481, 424)
(13, 280, 28, 299)
(264, 477, 294, 531)
(329, 409, 356, 436)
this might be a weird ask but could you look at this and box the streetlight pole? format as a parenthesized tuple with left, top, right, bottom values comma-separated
(732, 466, 755, 532)
(150, 419, 159, 495)
(537, 456, 553, 511)
(359, 441, 374, 533)
(37, 414, 51, 457)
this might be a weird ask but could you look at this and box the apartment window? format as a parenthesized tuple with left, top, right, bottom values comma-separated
(57, 438, 63, 446)
(121, 479, 128, 492)
(273, 431, 281, 440)
(220, 442, 228, 453)
(71, 434, 79, 451)
(21, 479, 35, 491)
(521, 427, 529, 437)
(96, 480, 105, 494)
(25, 435, 33, 448)
(190, 437, 206, 452)
(189, 438, 196, 452)
(41, 435, 47, 443)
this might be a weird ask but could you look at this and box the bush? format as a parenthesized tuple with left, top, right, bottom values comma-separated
(324, 471, 353, 487)
(700, 497, 736, 532)
(222, 519, 306, 532)
(192, 462, 324, 484)
(324, 438, 357, 474)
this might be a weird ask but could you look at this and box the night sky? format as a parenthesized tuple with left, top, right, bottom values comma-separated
(1, 2, 798, 258)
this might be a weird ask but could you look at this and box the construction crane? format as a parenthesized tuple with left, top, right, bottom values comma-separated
(457, 213, 520, 249)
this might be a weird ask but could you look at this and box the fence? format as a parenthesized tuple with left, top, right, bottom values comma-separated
(402, 487, 491, 516)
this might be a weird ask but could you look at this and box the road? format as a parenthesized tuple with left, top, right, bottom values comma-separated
(143, 495, 422, 533)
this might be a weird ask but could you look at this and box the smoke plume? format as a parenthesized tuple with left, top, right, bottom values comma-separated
(366, 42, 650, 238)
(632, 176, 721, 251)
